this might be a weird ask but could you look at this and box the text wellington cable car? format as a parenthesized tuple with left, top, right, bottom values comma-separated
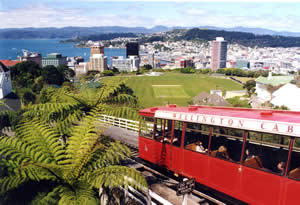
(138, 105, 300, 205)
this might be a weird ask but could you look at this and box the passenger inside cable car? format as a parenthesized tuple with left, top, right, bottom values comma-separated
(216, 145, 231, 160)
(288, 138, 300, 180)
(210, 126, 243, 162)
(184, 122, 209, 153)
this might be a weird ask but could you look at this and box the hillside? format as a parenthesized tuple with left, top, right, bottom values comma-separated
(60, 33, 137, 43)
(0, 26, 171, 39)
(176, 28, 300, 47)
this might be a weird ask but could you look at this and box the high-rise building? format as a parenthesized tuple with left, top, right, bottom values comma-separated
(90, 44, 104, 56)
(89, 54, 107, 72)
(211, 37, 227, 71)
(42, 53, 67, 67)
(126, 42, 139, 57)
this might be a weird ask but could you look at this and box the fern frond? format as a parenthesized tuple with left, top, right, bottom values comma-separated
(0, 175, 27, 193)
(104, 93, 137, 105)
(87, 165, 147, 190)
(96, 104, 140, 120)
(29, 186, 61, 205)
(16, 119, 65, 163)
(54, 109, 83, 136)
(0, 136, 37, 164)
(64, 113, 102, 178)
(58, 182, 98, 205)
(24, 103, 80, 122)
(85, 141, 131, 171)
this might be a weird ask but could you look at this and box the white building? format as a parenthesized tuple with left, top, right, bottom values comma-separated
(0, 62, 12, 99)
(89, 54, 107, 72)
(255, 73, 294, 102)
(112, 56, 140, 72)
(74, 62, 89, 76)
(271, 83, 300, 111)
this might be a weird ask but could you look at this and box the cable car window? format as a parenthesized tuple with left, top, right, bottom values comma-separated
(243, 131, 289, 175)
(154, 118, 163, 141)
(210, 126, 243, 162)
(163, 120, 172, 144)
(140, 117, 154, 139)
(172, 121, 183, 147)
(288, 138, 300, 180)
(184, 123, 210, 153)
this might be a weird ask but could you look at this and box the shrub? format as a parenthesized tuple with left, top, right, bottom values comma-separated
(180, 67, 195, 74)
(102, 70, 114, 76)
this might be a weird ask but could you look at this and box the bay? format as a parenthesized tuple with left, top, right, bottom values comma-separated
(0, 39, 126, 66)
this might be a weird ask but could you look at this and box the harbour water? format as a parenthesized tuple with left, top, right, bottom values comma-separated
(0, 39, 126, 65)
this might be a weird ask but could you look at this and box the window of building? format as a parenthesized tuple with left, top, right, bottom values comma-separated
(210, 126, 244, 162)
(140, 117, 154, 139)
(184, 123, 210, 153)
(243, 131, 290, 175)
(288, 138, 300, 180)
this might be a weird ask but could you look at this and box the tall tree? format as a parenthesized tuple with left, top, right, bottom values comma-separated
(42, 65, 65, 85)
(10, 61, 41, 88)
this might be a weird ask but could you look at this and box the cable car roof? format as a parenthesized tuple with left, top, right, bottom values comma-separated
(139, 105, 300, 137)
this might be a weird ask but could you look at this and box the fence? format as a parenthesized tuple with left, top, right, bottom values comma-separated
(98, 114, 140, 132)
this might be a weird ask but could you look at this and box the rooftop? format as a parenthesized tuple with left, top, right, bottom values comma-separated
(0, 60, 21, 67)
(255, 76, 294, 86)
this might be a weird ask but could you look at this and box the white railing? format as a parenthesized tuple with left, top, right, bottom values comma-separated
(98, 114, 139, 132)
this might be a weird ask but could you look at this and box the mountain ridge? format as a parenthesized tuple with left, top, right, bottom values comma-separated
(1, 25, 300, 39)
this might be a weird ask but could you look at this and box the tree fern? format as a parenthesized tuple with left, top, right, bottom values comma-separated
(1, 79, 147, 204)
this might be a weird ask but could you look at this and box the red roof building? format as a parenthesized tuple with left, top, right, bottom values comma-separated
(0, 60, 21, 68)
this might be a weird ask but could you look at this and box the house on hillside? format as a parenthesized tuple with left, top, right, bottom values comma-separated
(0, 62, 12, 99)
(255, 73, 293, 102)
(270, 83, 300, 111)
(193, 91, 231, 107)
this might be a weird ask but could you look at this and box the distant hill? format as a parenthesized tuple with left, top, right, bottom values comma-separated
(201, 26, 300, 37)
(177, 28, 300, 48)
(61, 33, 138, 43)
(1, 25, 300, 40)
(0, 26, 171, 39)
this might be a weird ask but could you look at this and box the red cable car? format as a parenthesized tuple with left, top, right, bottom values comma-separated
(138, 105, 300, 205)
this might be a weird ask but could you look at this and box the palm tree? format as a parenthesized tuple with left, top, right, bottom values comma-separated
(0, 112, 147, 204)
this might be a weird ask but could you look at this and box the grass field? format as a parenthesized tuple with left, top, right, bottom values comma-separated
(234, 77, 255, 83)
(103, 73, 243, 108)
(152, 85, 189, 98)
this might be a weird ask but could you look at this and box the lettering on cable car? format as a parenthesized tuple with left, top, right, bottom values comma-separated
(155, 111, 300, 137)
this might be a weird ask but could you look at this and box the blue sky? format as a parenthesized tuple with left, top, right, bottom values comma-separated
(1, 0, 300, 32)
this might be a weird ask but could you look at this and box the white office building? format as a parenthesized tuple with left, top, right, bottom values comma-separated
(112, 56, 140, 72)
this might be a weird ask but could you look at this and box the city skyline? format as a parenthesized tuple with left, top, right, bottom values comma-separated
(1, 1, 300, 32)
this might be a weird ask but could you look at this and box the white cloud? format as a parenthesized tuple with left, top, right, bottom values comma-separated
(184, 8, 206, 15)
(0, 4, 155, 28)
(1, 2, 300, 32)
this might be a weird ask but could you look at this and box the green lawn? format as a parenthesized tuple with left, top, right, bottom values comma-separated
(152, 85, 189, 98)
(104, 73, 243, 108)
